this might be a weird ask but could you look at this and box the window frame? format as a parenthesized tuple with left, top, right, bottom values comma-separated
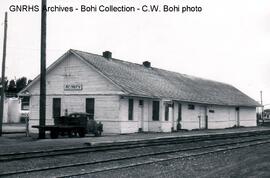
(165, 104, 169, 121)
(21, 97, 30, 110)
(86, 98, 95, 120)
(152, 101, 160, 121)
(128, 99, 134, 120)
(188, 104, 195, 110)
(139, 100, 144, 106)
(52, 98, 61, 118)
(178, 103, 182, 121)
(209, 109, 215, 113)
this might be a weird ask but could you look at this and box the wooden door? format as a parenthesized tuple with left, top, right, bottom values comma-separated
(236, 107, 240, 126)
(86, 98, 95, 119)
(199, 106, 207, 129)
(138, 100, 144, 132)
(152, 101, 160, 121)
(53, 98, 61, 118)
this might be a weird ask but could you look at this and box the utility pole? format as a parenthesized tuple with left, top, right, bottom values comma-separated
(260, 91, 264, 119)
(0, 12, 8, 137)
(39, 0, 47, 139)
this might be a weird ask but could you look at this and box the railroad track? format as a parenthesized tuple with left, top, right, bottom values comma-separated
(60, 138, 270, 178)
(1, 130, 270, 162)
(1, 133, 270, 177)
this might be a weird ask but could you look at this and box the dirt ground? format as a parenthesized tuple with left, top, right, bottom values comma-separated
(2, 123, 26, 133)
(89, 142, 270, 178)
(0, 126, 270, 154)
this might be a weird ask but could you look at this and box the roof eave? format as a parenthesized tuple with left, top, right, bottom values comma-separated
(70, 49, 129, 95)
(18, 50, 73, 95)
(120, 94, 260, 107)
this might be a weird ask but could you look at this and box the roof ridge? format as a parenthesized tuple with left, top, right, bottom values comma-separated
(154, 67, 233, 87)
(71, 49, 143, 67)
(70, 49, 130, 94)
(19, 49, 260, 107)
(71, 49, 234, 86)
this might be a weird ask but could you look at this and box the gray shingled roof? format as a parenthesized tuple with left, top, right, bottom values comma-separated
(72, 49, 259, 107)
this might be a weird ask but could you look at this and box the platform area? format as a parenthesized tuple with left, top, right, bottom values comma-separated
(0, 126, 270, 155)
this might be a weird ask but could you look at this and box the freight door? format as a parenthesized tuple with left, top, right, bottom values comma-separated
(199, 106, 208, 129)
(53, 98, 61, 119)
(236, 107, 240, 126)
(86, 98, 95, 120)
(138, 100, 144, 132)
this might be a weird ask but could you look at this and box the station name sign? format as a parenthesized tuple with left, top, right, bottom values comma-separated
(64, 83, 83, 91)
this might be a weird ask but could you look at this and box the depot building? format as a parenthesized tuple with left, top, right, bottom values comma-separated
(19, 49, 260, 134)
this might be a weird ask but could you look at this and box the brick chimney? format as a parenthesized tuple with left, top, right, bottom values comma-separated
(102, 51, 112, 59)
(143, 61, 151, 68)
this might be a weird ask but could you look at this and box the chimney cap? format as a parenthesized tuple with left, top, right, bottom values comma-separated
(143, 61, 151, 68)
(103, 51, 112, 59)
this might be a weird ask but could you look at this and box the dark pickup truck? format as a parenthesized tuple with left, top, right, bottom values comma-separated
(32, 112, 103, 139)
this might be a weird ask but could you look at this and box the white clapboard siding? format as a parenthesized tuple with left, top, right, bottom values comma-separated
(239, 107, 256, 126)
(26, 52, 257, 134)
(180, 103, 256, 130)
(27, 53, 124, 134)
(28, 53, 123, 95)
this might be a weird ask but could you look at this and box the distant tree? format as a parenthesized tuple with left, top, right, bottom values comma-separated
(27, 79, 32, 85)
(0, 77, 8, 90)
(5, 80, 8, 89)
(7, 79, 16, 93)
(16, 77, 27, 92)
(2, 77, 32, 94)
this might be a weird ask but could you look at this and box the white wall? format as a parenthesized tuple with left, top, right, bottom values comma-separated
(119, 98, 138, 133)
(239, 107, 257, 126)
(119, 98, 172, 133)
(29, 53, 123, 96)
(27, 53, 124, 134)
(26, 52, 258, 134)
(207, 106, 235, 129)
(181, 103, 201, 130)
(147, 99, 165, 132)
(29, 95, 121, 133)
(180, 103, 257, 130)
(3, 98, 8, 123)
(142, 99, 150, 132)
(2, 98, 21, 123)
(118, 99, 257, 133)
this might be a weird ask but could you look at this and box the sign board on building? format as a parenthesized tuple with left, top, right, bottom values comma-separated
(164, 100, 174, 107)
(64, 83, 83, 91)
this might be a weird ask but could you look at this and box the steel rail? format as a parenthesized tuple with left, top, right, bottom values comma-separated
(59, 139, 270, 178)
(1, 135, 270, 177)
(1, 130, 270, 162)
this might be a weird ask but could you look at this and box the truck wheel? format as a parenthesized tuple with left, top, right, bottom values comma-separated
(60, 131, 65, 136)
(78, 130, 85, 137)
(51, 130, 59, 139)
(68, 131, 73, 137)
(94, 130, 102, 137)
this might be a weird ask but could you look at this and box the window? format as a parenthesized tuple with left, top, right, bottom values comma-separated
(165, 104, 169, 121)
(52, 98, 61, 118)
(152, 101, 160, 121)
(139, 100, 144, 106)
(128, 99, 134, 120)
(21, 97, 30, 110)
(188, 104, 195, 110)
(209, 109, 215, 113)
(86, 98, 95, 119)
(178, 104, 182, 121)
